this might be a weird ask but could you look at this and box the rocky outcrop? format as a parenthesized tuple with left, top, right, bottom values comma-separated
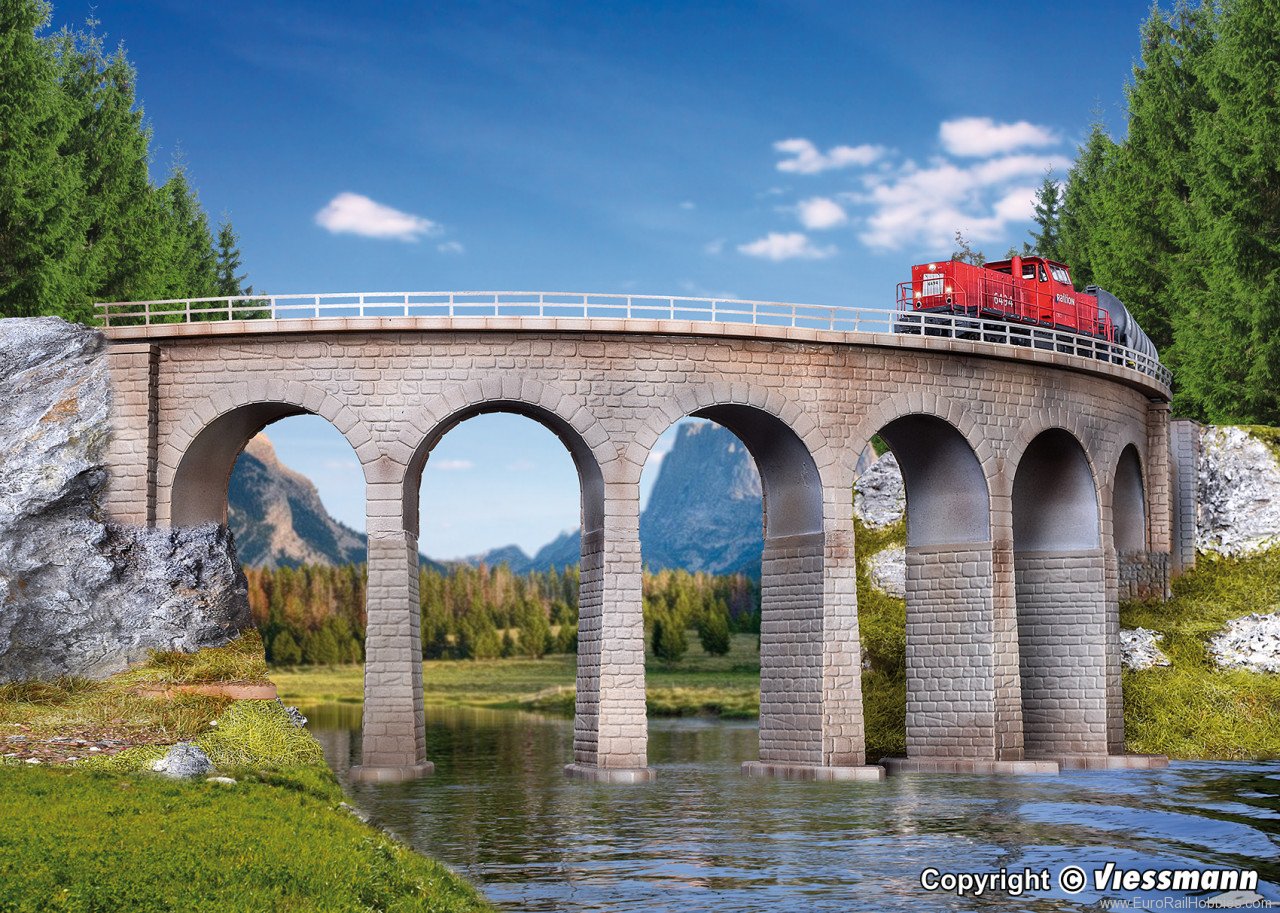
(1120, 628, 1171, 671)
(1198, 426, 1280, 557)
(855, 453, 905, 529)
(1210, 613, 1280, 674)
(0, 318, 250, 682)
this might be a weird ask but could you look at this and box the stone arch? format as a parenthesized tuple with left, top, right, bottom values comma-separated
(1012, 426, 1110, 759)
(638, 396, 835, 770)
(159, 380, 372, 527)
(1112, 444, 1147, 553)
(1012, 428, 1101, 552)
(400, 380, 612, 538)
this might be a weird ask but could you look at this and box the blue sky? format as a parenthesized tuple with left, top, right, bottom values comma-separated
(50, 0, 1155, 558)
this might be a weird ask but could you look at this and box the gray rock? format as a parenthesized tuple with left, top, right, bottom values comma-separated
(151, 742, 213, 779)
(1210, 612, 1280, 674)
(867, 545, 906, 599)
(205, 776, 237, 785)
(1120, 627, 1171, 671)
(1197, 426, 1280, 557)
(280, 702, 308, 728)
(855, 452, 905, 529)
(0, 318, 251, 682)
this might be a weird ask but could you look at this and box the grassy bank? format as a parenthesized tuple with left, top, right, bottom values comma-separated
(0, 643, 492, 912)
(1121, 549, 1280, 759)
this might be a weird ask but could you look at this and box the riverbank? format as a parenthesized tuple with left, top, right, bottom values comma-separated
(0, 640, 492, 912)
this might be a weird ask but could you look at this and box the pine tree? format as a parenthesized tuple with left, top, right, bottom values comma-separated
(651, 612, 687, 663)
(0, 0, 84, 318)
(696, 599, 731, 656)
(1178, 0, 1280, 423)
(1028, 172, 1062, 261)
(214, 219, 249, 298)
(271, 630, 302, 665)
(1059, 122, 1117, 287)
(155, 163, 218, 301)
(517, 599, 551, 659)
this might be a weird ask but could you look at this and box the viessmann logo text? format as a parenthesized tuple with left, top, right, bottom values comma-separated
(919, 863, 1260, 898)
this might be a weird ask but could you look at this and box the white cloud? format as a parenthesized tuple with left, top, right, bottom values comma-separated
(796, 196, 848, 230)
(774, 138, 885, 174)
(429, 458, 473, 471)
(854, 152, 1070, 251)
(939, 117, 1058, 157)
(679, 200, 696, 210)
(738, 232, 837, 261)
(436, 240, 465, 254)
(315, 192, 439, 241)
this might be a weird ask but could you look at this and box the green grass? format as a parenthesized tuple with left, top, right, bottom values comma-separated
(115, 630, 271, 686)
(0, 651, 494, 912)
(1120, 549, 1280, 759)
(854, 518, 908, 760)
(0, 764, 492, 913)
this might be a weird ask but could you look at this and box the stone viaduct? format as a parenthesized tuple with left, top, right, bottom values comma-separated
(97, 292, 1184, 782)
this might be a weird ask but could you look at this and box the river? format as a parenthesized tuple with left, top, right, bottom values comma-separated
(306, 704, 1279, 912)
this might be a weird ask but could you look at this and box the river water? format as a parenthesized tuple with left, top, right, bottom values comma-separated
(306, 704, 1280, 912)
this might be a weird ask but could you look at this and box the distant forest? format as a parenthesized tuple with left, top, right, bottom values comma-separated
(1, 2, 251, 321)
(246, 563, 761, 666)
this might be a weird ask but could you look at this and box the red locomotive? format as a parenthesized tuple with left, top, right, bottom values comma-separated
(896, 254, 1158, 361)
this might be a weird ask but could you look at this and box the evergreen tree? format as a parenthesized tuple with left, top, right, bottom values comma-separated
(554, 623, 578, 654)
(155, 163, 218, 301)
(1059, 122, 1117, 288)
(214, 219, 249, 297)
(696, 599, 731, 656)
(0, 0, 83, 318)
(1177, 0, 1280, 423)
(651, 612, 687, 663)
(271, 629, 302, 665)
(1028, 172, 1062, 261)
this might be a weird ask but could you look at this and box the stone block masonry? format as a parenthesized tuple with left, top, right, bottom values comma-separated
(904, 544, 997, 760)
(1015, 550, 1109, 758)
(95, 315, 1172, 780)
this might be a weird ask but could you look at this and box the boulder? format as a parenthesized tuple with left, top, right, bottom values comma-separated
(1120, 627, 1171, 671)
(1210, 612, 1280, 674)
(1198, 426, 1280, 557)
(867, 546, 906, 599)
(855, 452, 905, 529)
(151, 742, 213, 779)
(0, 318, 251, 681)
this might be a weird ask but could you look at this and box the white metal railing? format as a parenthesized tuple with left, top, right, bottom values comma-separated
(94, 290, 1172, 387)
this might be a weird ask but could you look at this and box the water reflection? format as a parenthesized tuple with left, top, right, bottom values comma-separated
(304, 705, 1280, 912)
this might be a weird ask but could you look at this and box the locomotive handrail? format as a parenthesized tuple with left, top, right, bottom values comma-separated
(93, 290, 1172, 387)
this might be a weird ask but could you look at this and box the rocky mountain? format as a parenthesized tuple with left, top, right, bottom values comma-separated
(228, 435, 367, 569)
(639, 422, 764, 576)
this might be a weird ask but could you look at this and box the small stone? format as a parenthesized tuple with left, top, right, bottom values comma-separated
(150, 742, 213, 779)
(24, 758, 40, 765)
(1120, 627, 1171, 671)
(87, 746, 102, 753)
(867, 545, 906, 599)
(205, 776, 236, 785)
(283, 706, 307, 728)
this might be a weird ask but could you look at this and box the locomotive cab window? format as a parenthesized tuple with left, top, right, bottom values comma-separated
(1021, 263, 1036, 280)
(1050, 265, 1071, 284)
(1038, 265, 1048, 282)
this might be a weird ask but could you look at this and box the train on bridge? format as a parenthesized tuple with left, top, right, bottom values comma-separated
(897, 254, 1158, 361)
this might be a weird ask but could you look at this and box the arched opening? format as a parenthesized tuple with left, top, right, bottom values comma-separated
(639, 405, 826, 770)
(172, 405, 368, 673)
(407, 402, 615, 773)
(856, 415, 994, 764)
(1113, 445, 1146, 554)
(1012, 429, 1109, 758)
